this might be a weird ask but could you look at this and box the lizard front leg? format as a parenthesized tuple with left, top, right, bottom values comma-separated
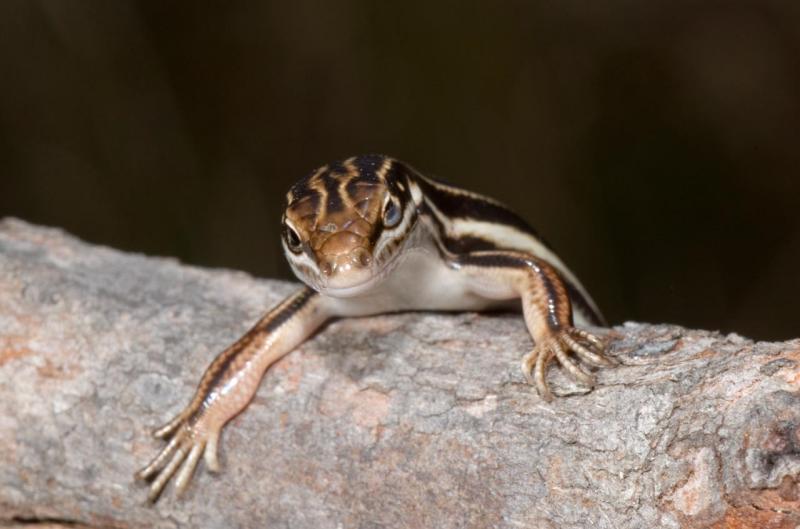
(454, 251, 614, 401)
(136, 287, 331, 501)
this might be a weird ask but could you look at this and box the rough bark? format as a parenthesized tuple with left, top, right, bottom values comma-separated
(1, 218, 799, 529)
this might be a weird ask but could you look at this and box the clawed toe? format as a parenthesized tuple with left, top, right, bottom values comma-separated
(136, 434, 181, 482)
(136, 417, 222, 502)
(152, 412, 187, 440)
(521, 327, 611, 400)
(521, 344, 555, 401)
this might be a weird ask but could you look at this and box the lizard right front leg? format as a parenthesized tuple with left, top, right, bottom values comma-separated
(135, 287, 330, 501)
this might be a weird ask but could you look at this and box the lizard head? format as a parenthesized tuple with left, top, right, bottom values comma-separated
(282, 155, 419, 297)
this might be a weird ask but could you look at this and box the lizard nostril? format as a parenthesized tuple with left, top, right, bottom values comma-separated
(320, 261, 333, 277)
(356, 249, 372, 267)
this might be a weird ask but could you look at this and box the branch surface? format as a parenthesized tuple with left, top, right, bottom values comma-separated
(1, 218, 799, 529)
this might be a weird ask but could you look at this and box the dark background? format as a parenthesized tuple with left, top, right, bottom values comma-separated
(1, 1, 798, 340)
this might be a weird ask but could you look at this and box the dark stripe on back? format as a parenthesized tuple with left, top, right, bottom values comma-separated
(410, 163, 602, 325)
(419, 202, 498, 254)
(445, 235, 499, 253)
(412, 173, 548, 244)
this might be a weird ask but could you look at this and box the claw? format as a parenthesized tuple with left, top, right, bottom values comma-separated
(534, 343, 554, 402)
(204, 429, 221, 473)
(137, 415, 222, 501)
(551, 339, 595, 387)
(136, 434, 181, 481)
(174, 442, 205, 497)
(520, 349, 538, 384)
(562, 332, 611, 368)
(147, 444, 189, 503)
(521, 326, 611, 400)
(153, 412, 187, 439)
(572, 328, 606, 352)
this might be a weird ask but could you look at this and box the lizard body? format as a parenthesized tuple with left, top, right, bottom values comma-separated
(136, 154, 613, 501)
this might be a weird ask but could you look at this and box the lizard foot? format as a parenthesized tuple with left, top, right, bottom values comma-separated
(135, 411, 222, 502)
(520, 327, 614, 401)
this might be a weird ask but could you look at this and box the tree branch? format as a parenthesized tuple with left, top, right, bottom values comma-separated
(1, 218, 799, 528)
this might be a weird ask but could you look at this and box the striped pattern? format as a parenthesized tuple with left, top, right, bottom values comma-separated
(401, 162, 605, 326)
(455, 251, 572, 329)
(187, 287, 317, 423)
(283, 154, 604, 324)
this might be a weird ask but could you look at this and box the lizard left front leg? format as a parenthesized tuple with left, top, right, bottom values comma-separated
(135, 287, 332, 501)
(454, 250, 614, 401)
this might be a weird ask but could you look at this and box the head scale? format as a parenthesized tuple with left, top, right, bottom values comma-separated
(281, 155, 417, 297)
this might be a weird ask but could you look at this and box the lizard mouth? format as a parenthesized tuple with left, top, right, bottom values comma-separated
(314, 274, 382, 298)
(309, 244, 406, 298)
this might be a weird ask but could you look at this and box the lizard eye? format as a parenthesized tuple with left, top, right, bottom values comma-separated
(383, 196, 402, 228)
(284, 225, 302, 253)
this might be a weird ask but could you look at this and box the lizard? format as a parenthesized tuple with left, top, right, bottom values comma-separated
(135, 154, 614, 501)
